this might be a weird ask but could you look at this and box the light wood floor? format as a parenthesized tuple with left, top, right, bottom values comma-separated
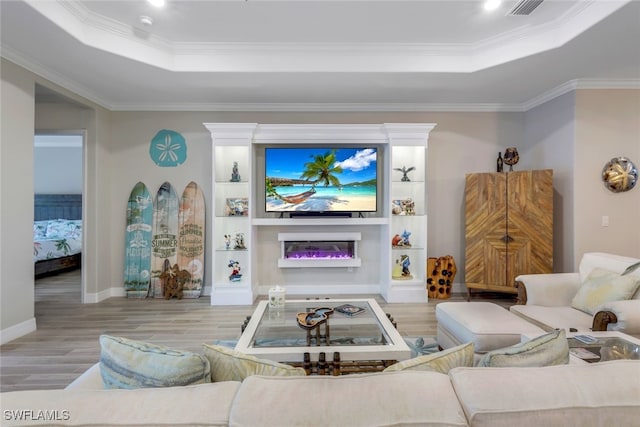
(0, 270, 515, 392)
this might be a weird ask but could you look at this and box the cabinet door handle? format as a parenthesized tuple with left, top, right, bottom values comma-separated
(501, 234, 514, 243)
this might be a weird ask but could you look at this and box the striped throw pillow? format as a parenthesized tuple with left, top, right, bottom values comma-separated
(99, 335, 211, 389)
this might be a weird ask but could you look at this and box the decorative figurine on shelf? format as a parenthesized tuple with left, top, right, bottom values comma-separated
(391, 229, 412, 247)
(392, 198, 416, 216)
(392, 255, 412, 280)
(400, 254, 412, 279)
(224, 234, 231, 250)
(503, 147, 519, 171)
(394, 165, 415, 182)
(233, 232, 246, 250)
(228, 259, 242, 282)
(497, 152, 504, 173)
(392, 254, 413, 280)
(230, 161, 241, 182)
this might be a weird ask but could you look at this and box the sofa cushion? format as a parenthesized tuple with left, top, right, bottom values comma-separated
(436, 301, 545, 353)
(510, 304, 594, 332)
(99, 335, 211, 389)
(202, 343, 306, 382)
(1, 382, 240, 427)
(476, 329, 569, 367)
(383, 342, 474, 374)
(571, 267, 640, 315)
(579, 252, 640, 300)
(229, 371, 469, 427)
(450, 360, 640, 427)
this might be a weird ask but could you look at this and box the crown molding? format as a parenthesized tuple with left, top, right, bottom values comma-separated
(111, 102, 527, 113)
(522, 79, 640, 111)
(0, 45, 115, 109)
(3, 41, 638, 113)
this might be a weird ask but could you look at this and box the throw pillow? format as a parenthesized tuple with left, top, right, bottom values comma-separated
(202, 343, 306, 382)
(383, 342, 474, 374)
(45, 219, 70, 239)
(477, 329, 569, 368)
(99, 335, 211, 389)
(33, 221, 48, 240)
(571, 267, 640, 315)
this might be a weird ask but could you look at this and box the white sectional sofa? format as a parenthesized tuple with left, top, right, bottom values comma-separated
(512, 252, 640, 337)
(2, 360, 639, 427)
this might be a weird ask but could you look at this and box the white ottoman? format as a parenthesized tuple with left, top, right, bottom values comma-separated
(436, 301, 546, 353)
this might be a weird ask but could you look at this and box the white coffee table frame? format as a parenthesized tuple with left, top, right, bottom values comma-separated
(235, 298, 411, 364)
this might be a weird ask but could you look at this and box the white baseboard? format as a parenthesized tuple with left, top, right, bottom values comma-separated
(0, 317, 36, 345)
(84, 287, 125, 303)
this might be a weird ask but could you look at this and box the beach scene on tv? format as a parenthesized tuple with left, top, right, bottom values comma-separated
(265, 147, 377, 212)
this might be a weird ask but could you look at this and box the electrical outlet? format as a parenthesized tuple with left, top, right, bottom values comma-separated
(601, 216, 609, 227)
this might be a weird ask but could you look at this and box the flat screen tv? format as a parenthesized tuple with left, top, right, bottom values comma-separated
(265, 147, 377, 213)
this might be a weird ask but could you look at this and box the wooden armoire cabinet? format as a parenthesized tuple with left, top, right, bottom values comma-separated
(464, 169, 553, 300)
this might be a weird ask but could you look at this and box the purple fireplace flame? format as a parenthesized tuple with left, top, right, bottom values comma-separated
(284, 243, 355, 260)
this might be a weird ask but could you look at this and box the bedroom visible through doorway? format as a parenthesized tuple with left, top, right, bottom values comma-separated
(34, 133, 84, 302)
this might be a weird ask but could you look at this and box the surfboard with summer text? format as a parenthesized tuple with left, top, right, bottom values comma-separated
(178, 181, 206, 298)
(124, 182, 153, 298)
(151, 182, 179, 298)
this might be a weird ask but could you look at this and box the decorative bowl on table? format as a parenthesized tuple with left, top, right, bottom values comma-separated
(599, 338, 640, 361)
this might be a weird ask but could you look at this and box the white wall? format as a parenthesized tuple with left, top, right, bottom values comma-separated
(574, 90, 640, 261)
(34, 134, 83, 194)
(524, 92, 576, 272)
(0, 59, 36, 343)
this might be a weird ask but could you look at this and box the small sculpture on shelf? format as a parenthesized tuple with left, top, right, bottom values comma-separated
(392, 254, 412, 280)
(391, 198, 415, 216)
(393, 165, 415, 182)
(224, 234, 231, 250)
(230, 161, 241, 182)
(503, 147, 519, 171)
(233, 232, 246, 250)
(391, 229, 412, 248)
(228, 259, 242, 282)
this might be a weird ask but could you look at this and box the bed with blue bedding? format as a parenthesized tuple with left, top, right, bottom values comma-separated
(34, 194, 82, 277)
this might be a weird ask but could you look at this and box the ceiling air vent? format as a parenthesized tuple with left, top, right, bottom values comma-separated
(507, 0, 544, 16)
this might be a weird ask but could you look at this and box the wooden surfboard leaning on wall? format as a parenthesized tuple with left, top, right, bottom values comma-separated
(151, 182, 179, 298)
(124, 182, 153, 298)
(178, 181, 206, 298)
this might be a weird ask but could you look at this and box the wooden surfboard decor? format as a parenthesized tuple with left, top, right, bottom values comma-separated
(178, 181, 206, 298)
(124, 182, 153, 298)
(151, 181, 180, 298)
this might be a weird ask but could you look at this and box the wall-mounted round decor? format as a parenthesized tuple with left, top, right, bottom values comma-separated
(149, 129, 187, 167)
(602, 156, 638, 193)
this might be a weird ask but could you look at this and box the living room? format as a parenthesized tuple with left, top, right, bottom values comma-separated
(1, 1, 640, 424)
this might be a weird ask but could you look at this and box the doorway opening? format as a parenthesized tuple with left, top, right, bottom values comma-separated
(34, 132, 85, 302)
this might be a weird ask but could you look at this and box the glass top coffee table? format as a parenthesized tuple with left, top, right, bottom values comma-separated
(235, 298, 411, 373)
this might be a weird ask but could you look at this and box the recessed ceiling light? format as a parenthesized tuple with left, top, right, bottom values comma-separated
(147, 0, 165, 7)
(139, 15, 153, 26)
(484, 0, 502, 11)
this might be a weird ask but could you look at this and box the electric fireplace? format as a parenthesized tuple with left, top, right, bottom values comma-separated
(278, 232, 361, 268)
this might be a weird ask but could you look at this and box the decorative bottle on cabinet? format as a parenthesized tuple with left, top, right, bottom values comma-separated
(464, 169, 553, 300)
(496, 152, 504, 173)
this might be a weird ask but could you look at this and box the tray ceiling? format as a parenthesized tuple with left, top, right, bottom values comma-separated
(1, 0, 639, 111)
